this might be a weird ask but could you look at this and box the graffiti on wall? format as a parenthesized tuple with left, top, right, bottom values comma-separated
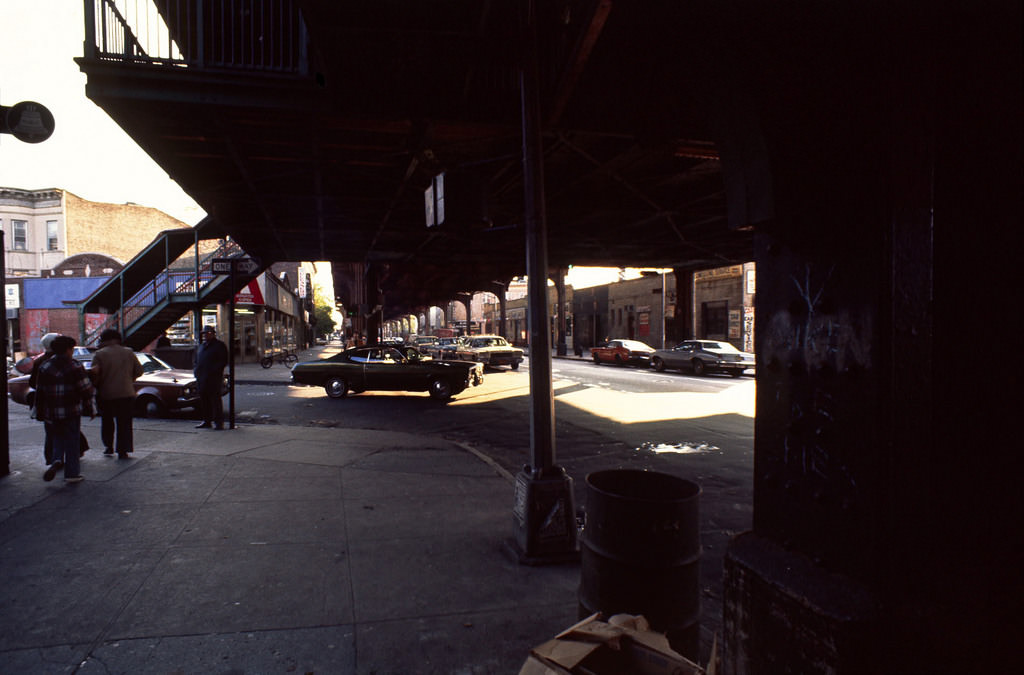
(762, 264, 872, 373)
(743, 307, 754, 353)
(762, 264, 873, 492)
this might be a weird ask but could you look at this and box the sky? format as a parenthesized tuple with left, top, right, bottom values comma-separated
(0, 0, 205, 224)
(0, 1, 645, 293)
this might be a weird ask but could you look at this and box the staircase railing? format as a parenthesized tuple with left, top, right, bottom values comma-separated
(84, 238, 245, 346)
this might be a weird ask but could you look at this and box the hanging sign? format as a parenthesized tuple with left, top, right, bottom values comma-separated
(235, 280, 265, 305)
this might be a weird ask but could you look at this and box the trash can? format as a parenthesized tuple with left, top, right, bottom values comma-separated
(578, 469, 701, 660)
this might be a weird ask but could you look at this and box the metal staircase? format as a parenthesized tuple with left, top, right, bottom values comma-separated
(79, 217, 265, 351)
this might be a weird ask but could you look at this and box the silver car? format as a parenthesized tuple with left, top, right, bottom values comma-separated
(650, 340, 755, 377)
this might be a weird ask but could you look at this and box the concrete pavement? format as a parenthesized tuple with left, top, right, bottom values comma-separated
(1, 409, 580, 673)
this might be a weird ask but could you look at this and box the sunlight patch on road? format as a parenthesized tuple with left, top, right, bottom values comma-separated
(555, 381, 755, 423)
(448, 379, 578, 405)
(638, 441, 721, 454)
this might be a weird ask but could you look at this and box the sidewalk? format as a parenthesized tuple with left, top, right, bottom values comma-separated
(0, 411, 579, 673)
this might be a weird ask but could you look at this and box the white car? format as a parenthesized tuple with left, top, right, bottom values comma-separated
(453, 335, 524, 370)
(650, 340, 755, 377)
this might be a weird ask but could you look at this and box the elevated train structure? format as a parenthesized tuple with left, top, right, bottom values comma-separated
(69, 1, 1020, 671)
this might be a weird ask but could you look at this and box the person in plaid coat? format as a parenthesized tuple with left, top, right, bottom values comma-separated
(35, 336, 95, 483)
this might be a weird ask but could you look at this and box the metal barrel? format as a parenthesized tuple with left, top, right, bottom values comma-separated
(578, 469, 701, 660)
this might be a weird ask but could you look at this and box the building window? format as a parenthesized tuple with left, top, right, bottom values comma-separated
(12, 220, 27, 250)
(46, 220, 59, 251)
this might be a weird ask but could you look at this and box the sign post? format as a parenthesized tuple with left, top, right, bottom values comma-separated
(211, 257, 261, 430)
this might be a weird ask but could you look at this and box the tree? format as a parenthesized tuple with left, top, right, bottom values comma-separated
(314, 302, 336, 337)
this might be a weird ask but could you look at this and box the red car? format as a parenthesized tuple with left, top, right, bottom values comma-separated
(591, 339, 655, 366)
(7, 351, 223, 418)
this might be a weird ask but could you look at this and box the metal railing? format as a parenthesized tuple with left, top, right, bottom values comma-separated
(84, 238, 244, 346)
(85, 0, 308, 73)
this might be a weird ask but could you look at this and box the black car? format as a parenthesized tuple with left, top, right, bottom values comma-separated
(291, 346, 484, 400)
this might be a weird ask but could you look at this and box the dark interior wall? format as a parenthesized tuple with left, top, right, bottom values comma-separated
(701, 1, 1022, 670)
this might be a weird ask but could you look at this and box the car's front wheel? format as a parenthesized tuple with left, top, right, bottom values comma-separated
(429, 378, 453, 401)
(652, 357, 665, 372)
(510, 361, 520, 371)
(692, 359, 706, 376)
(135, 395, 165, 418)
(324, 377, 348, 399)
(592, 353, 601, 364)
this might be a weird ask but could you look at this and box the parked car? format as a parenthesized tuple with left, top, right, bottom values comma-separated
(290, 345, 484, 400)
(591, 339, 655, 366)
(650, 340, 755, 377)
(414, 335, 439, 348)
(452, 334, 524, 370)
(421, 336, 460, 360)
(7, 351, 224, 418)
(10, 346, 95, 377)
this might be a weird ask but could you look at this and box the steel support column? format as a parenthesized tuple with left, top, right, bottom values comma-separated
(712, 3, 1020, 671)
(458, 293, 473, 335)
(493, 281, 508, 339)
(506, 0, 578, 565)
(555, 268, 567, 356)
(672, 267, 693, 342)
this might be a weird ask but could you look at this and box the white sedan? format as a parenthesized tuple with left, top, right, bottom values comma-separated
(650, 340, 755, 377)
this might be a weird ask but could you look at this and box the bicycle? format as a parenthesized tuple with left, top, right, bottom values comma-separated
(260, 349, 298, 369)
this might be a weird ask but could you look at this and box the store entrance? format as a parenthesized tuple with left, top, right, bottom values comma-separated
(233, 314, 258, 363)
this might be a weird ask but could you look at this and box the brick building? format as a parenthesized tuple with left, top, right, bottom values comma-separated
(3, 187, 193, 360)
(1, 187, 190, 278)
(480, 263, 756, 353)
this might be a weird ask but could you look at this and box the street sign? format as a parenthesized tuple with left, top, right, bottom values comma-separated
(235, 257, 261, 275)
(1, 101, 55, 143)
(211, 258, 233, 274)
(211, 257, 261, 275)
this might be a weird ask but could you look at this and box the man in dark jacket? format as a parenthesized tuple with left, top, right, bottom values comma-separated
(194, 326, 228, 429)
(36, 335, 95, 483)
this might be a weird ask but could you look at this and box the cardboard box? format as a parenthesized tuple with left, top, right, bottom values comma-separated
(519, 614, 706, 675)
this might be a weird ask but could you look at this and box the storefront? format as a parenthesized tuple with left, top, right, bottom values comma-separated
(209, 273, 303, 363)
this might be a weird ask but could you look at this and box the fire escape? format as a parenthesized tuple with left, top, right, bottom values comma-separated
(77, 217, 263, 350)
(72, 0, 306, 349)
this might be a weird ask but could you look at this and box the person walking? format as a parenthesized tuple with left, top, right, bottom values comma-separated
(89, 329, 143, 459)
(29, 332, 60, 464)
(35, 335, 95, 484)
(194, 326, 228, 430)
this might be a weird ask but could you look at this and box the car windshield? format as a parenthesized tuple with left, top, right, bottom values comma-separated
(699, 341, 740, 353)
(471, 337, 508, 348)
(135, 353, 174, 373)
